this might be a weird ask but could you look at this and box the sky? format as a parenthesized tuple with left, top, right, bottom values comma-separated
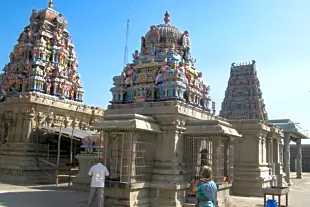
(0, 0, 309, 141)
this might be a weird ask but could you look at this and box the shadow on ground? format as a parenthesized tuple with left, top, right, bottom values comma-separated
(0, 190, 88, 207)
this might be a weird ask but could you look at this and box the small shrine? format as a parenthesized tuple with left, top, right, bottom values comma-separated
(111, 11, 215, 113)
(90, 11, 241, 207)
(0, 0, 83, 101)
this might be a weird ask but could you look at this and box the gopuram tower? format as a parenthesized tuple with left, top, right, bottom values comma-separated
(0, 0, 83, 100)
(0, 1, 104, 184)
(219, 61, 268, 120)
(90, 11, 241, 207)
(219, 61, 283, 197)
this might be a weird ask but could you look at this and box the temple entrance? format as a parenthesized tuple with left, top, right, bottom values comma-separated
(101, 131, 156, 183)
(183, 135, 234, 184)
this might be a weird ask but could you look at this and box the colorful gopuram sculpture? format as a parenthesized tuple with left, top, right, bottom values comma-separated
(0, 0, 84, 102)
(219, 61, 268, 120)
(110, 11, 215, 113)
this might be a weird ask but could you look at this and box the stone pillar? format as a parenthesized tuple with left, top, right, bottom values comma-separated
(150, 117, 186, 207)
(0, 122, 4, 144)
(6, 122, 12, 142)
(22, 112, 36, 142)
(283, 132, 291, 186)
(272, 138, 280, 164)
(265, 138, 273, 177)
(296, 138, 302, 179)
(15, 113, 24, 142)
(212, 138, 221, 183)
(72, 153, 97, 190)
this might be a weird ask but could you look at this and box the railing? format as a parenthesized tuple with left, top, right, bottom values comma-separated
(36, 156, 57, 183)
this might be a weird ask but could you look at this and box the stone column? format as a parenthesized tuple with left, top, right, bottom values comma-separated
(296, 138, 302, 179)
(265, 138, 272, 175)
(150, 116, 186, 207)
(14, 114, 24, 142)
(272, 138, 280, 163)
(22, 112, 36, 142)
(6, 122, 12, 142)
(283, 132, 291, 186)
(72, 153, 97, 190)
(212, 137, 221, 183)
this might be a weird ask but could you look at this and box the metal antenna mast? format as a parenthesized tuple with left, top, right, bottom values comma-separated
(123, 8, 130, 68)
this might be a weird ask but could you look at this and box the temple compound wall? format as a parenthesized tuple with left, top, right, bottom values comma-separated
(0, 92, 104, 184)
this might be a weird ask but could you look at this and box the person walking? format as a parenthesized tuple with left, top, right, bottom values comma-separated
(87, 158, 110, 207)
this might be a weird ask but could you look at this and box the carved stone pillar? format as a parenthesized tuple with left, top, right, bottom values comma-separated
(15, 113, 24, 142)
(0, 122, 4, 144)
(6, 122, 12, 143)
(283, 132, 291, 185)
(22, 112, 36, 142)
(9, 113, 18, 142)
(296, 138, 302, 179)
(212, 137, 221, 183)
(265, 138, 272, 175)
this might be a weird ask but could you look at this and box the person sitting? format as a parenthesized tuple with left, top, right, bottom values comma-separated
(188, 166, 218, 207)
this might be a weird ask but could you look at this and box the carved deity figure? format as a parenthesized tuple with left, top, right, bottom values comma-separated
(45, 81, 51, 94)
(132, 50, 139, 60)
(124, 65, 134, 86)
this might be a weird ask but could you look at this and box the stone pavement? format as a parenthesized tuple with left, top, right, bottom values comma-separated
(231, 172, 310, 207)
(0, 173, 309, 207)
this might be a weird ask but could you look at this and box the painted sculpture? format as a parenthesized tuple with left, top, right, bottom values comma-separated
(0, 1, 84, 102)
(110, 11, 215, 113)
(219, 61, 268, 120)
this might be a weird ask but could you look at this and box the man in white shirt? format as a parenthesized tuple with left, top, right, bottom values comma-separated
(87, 158, 110, 207)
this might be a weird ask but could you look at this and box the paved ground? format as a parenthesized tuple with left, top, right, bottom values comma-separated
(0, 173, 309, 207)
(231, 173, 310, 207)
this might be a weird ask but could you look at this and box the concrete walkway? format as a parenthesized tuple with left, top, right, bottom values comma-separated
(0, 173, 309, 207)
(231, 173, 310, 206)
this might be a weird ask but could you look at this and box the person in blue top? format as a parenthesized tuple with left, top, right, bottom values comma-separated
(188, 166, 218, 207)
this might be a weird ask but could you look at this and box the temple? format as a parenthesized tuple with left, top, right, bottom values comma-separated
(81, 11, 240, 207)
(0, 0, 83, 101)
(219, 61, 268, 120)
(0, 1, 103, 184)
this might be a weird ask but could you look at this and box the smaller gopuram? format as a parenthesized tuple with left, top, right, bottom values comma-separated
(91, 11, 241, 207)
(0, 1, 104, 184)
(220, 61, 268, 120)
(220, 62, 284, 196)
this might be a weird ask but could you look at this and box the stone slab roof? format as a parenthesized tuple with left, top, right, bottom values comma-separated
(268, 119, 309, 139)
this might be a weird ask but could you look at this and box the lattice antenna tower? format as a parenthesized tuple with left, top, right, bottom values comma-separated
(123, 8, 131, 68)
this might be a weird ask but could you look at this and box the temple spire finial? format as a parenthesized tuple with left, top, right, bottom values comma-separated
(48, 0, 53, 9)
(164, 10, 170, 24)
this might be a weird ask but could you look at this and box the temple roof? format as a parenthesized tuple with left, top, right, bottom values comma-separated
(109, 11, 215, 114)
(268, 119, 309, 139)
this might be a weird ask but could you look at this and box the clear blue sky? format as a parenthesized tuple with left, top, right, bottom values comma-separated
(0, 1, 309, 141)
